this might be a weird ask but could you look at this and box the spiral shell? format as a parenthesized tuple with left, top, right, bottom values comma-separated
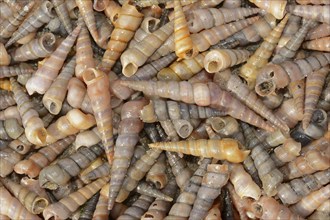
(214, 70, 289, 132)
(120, 21, 173, 77)
(39, 144, 104, 189)
(303, 66, 329, 129)
(288, 5, 330, 24)
(99, 2, 144, 72)
(11, 32, 56, 62)
(187, 7, 260, 33)
(43, 57, 75, 115)
(14, 136, 75, 178)
(173, 0, 198, 59)
(0, 178, 49, 214)
(25, 25, 80, 95)
(5, 1, 55, 48)
(108, 99, 147, 209)
(43, 177, 108, 220)
(120, 80, 274, 131)
(51, 0, 72, 33)
(189, 164, 229, 220)
(46, 108, 95, 144)
(157, 52, 205, 81)
(291, 184, 330, 218)
(150, 139, 249, 163)
(229, 163, 261, 200)
(0, 184, 41, 220)
(239, 14, 289, 89)
(277, 169, 330, 205)
(256, 52, 330, 97)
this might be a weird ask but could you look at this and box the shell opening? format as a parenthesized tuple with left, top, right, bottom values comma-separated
(32, 198, 49, 214)
(123, 63, 138, 77)
(42, 34, 56, 52)
(16, 145, 24, 152)
(206, 61, 220, 73)
(256, 80, 275, 97)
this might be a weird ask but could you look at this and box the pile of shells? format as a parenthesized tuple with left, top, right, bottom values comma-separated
(0, 0, 329, 219)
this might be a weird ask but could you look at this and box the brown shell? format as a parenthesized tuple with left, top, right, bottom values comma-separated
(173, 0, 198, 59)
(150, 139, 249, 163)
(99, 2, 144, 73)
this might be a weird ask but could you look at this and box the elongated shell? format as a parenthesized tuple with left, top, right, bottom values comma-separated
(14, 136, 75, 178)
(75, 20, 95, 80)
(239, 14, 289, 89)
(249, 0, 287, 19)
(272, 19, 317, 64)
(108, 99, 147, 209)
(0, 1, 35, 39)
(288, 5, 330, 24)
(43, 57, 76, 115)
(75, 0, 100, 47)
(222, 13, 276, 47)
(174, 0, 198, 59)
(303, 67, 329, 129)
(26, 25, 80, 95)
(150, 139, 249, 163)
(291, 184, 330, 218)
(99, 2, 144, 72)
(229, 163, 261, 200)
(204, 49, 251, 73)
(280, 148, 330, 180)
(116, 148, 163, 203)
(191, 16, 260, 53)
(157, 52, 205, 81)
(0, 184, 41, 220)
(46, 108, 95, 144)
(271, 138, 301, 166)
(146, 153, 168, 189)
(43, 177, 108, 220)
(120, 21, 174, 77)
(189, 164, 229, 220)
(120, 80, 274, 131)
(11, 32, 56, 62)
(187, 7, 260, 33)
(117, 195, 154, 220)
(214, 70, 289, 132)
(303, 37, 330, 52)
(141, 178, 178, 220)
(39, 144, 104, 190)
(0, 63, 34, 79)
(255, 52, 330, 97)
(276, 169, 330, 205)
(51, 0, 73, 33)
(0, 178, 49, 214)
(166, 158, 210, 219)
(5, 1, 55, 48)
(10, 78, 47, 146)
(82, 68, 114, 165)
